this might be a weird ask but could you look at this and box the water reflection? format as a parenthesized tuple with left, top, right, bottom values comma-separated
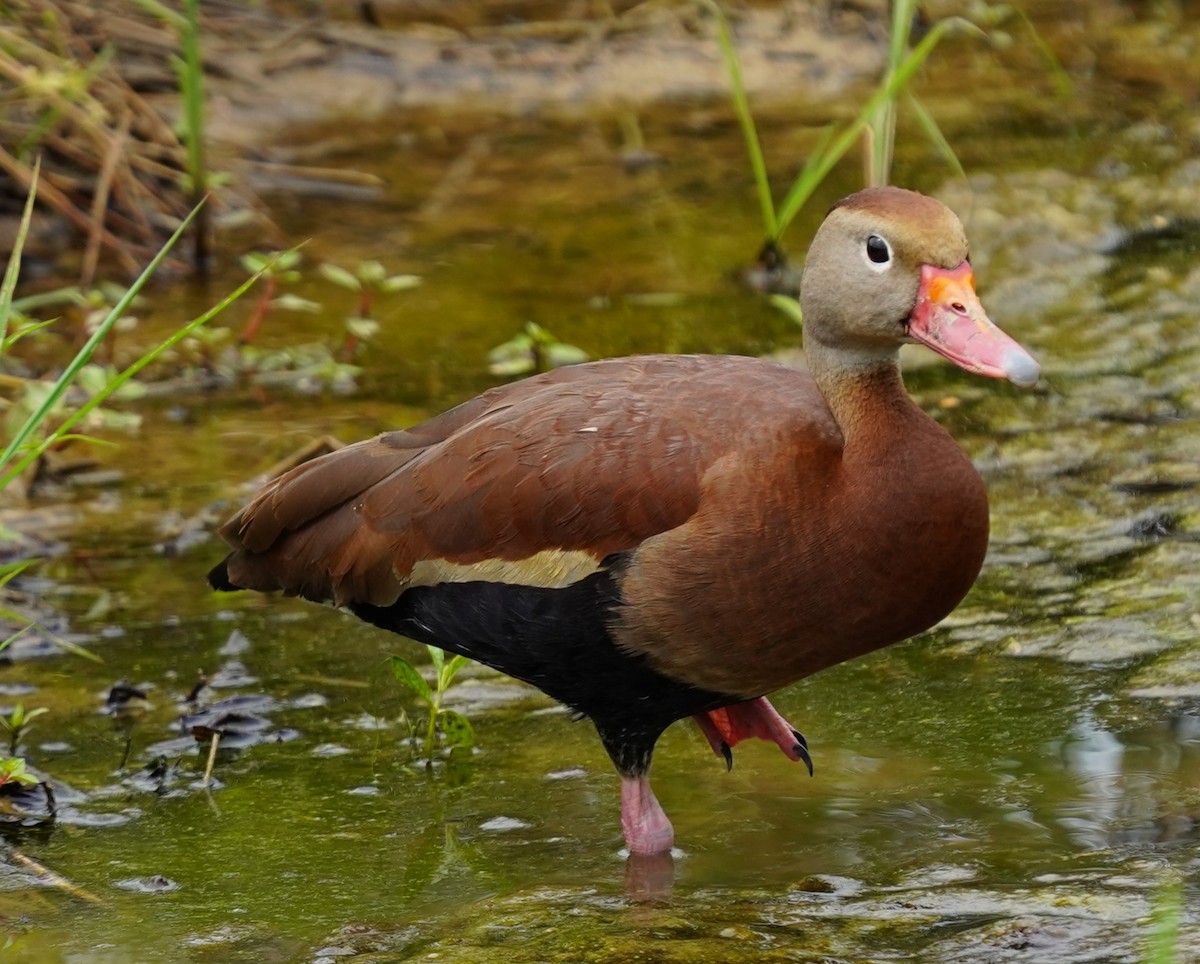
(623, 850, 675, 900)
(1053, 708, 1200, 850)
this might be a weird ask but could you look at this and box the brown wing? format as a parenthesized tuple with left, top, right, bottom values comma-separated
(215, 354, 824, 607)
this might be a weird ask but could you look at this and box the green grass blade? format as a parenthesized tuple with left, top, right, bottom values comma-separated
(702, 0, 778, 239)
(795, 123, 837, 189)
(906, 92, 966, 181)
(0, 158, 40, 348)
(767, 294, 803, 325)
(0, 560, 34, 589)
(0, 205, 199, 483)
(0, 206, 200, 487)
(867, 100, 897, 187)
(0, 256, 263, 491)
(888, 0, 918, 74)
(179, 0, 207, 198)
(1013, 4, 1073, 98)
(12, 288, 85, 313)
(776, 16, 978, 236)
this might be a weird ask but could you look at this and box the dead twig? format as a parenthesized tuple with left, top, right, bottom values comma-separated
(82, 109, 131, 287)
(3, 845, 105, 905)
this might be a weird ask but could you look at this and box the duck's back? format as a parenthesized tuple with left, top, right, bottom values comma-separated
(213, 354, 836, 610)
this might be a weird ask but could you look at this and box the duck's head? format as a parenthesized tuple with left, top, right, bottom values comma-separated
(800, 186, 1039, 388)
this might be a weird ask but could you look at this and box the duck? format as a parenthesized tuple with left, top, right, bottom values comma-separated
(209, 186, 1039, 855)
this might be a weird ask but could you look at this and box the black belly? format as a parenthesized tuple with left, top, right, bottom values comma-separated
(349, 563, 734, 774)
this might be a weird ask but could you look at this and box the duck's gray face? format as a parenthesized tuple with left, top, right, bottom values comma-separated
(802, 187, 1040, 388)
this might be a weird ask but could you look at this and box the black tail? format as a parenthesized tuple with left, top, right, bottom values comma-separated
(207, 557, 238, 592)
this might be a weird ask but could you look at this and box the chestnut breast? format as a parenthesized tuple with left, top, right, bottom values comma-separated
(614, 380, 989, 697)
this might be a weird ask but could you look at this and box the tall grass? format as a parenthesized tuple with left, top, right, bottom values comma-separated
(703, 0, 979, 247)
(128, 0, 210, 273)
(864, 0, 974, 188)
(1, 178, 260, 496)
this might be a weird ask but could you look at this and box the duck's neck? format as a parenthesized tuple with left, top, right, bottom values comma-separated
(805, 337, 919, 446)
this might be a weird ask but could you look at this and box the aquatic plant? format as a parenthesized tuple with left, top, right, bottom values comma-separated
(390, 648, 476, 763)
(0, 703, 48, 757)
(318, 259, 422, 357)
(488, 322, 589, 377)
(2, 189, 260, 493)
(237, 249, 312, 344)
(0, 755, 39, 789)
(124, 0, 212, 272)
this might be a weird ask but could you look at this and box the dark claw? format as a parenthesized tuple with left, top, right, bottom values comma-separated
(793, 742, 814, 777)
(720, 741, 733, 772)
(791, 728, 808, 751)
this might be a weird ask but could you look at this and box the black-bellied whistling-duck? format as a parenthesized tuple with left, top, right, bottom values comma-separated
(209, 187, 1038, 854)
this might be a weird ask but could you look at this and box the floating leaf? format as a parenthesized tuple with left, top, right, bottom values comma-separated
(240, 252, 270, 273)
(273, 250, 303, 272)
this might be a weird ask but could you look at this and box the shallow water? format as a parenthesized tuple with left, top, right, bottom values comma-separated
(3, 1, 1200, 960)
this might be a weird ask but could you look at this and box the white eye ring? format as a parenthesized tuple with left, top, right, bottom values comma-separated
(863, 234, 892, 272)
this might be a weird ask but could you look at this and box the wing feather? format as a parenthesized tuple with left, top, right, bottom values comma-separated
(215, 355, 823, 606)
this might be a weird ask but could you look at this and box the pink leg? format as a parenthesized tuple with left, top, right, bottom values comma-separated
(620, 775, 675, 855)
(692, 696, 813, 775)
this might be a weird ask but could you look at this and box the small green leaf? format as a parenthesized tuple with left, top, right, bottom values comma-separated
(318, 264, 361, 291)
(425, 645, 445, 676)
(0, 757, 39, 787)
(389, 656, 432, 703)
(77, 364, 111, 396)
(444, 654, 471, 685)
(356, 260, 387, 285)
(271, 294, 322, 313)
(273, 250, 303, 272)
(545, 343, 589, 368)
(488, 334, 536, 376)
(438, 709, 475, 748)
(240, 252, 270, 273)
(345, 317, 380, 340)
(380, 274, 422, 293)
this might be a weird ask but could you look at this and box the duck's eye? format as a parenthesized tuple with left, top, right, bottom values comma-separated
(866, 235, 891, 264)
